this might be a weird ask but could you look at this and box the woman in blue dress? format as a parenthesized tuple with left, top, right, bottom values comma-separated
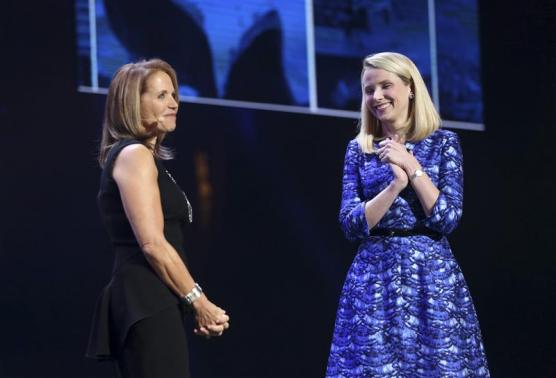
(326, 52, 489, 377)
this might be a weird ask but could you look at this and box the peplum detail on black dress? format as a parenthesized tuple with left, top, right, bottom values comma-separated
(86, 139, 192, 360)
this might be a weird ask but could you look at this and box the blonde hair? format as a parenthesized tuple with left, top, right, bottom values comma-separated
(356, 52, 440, 153)
(98, 58, 179, 167)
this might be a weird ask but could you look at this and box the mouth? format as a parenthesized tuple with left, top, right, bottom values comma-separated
(164, 113, 177, 117)
(374, 102, 390, 111)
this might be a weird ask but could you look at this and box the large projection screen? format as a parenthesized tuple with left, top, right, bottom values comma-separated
(76, 0, 483, 130)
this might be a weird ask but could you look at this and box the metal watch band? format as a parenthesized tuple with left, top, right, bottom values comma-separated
(410, 169, 424, 181)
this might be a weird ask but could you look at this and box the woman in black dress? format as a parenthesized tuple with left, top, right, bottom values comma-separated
(86, 59, 229, 378)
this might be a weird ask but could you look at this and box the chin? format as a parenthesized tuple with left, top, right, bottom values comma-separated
(374, 115, 389, 123)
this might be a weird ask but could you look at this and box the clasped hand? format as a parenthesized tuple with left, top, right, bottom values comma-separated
(376, 135, 418, 190)
(192, 295, 230, 338)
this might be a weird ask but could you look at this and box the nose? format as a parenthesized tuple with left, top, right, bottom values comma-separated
(169, 96, 178, 109)
(373, 88, 383, 101)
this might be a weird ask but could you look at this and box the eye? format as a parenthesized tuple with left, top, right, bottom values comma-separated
(365, 88, 374, 95)
(158, 92, 166, 99)
(383, 83, 392, 89)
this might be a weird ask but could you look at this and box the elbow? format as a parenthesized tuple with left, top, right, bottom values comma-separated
(339, 216, 356, 241)
(445, 212, 463, 235)
(339, 203, 369, 241)
(440, 220, 460, 235)
(425, 194, 462, 235)
(426, 207, 462, 235)
(339, 218, 366, 242)
(140, 238, 169, 265)
(344, 232, 359, 242)
(341, 227, 357, 242)
(443, 207, 463, 234)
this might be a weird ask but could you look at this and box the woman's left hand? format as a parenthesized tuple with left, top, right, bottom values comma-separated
(376, 136, 416, 171)
(192, 295, 230, 338)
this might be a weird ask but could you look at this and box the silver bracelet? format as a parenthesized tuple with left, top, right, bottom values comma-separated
(183, 283, 203, 305)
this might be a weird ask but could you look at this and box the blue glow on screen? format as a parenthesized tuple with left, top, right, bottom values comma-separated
(76, 0, 483, 128)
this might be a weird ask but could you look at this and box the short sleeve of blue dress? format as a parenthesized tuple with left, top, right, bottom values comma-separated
(327, 130, 490, 377)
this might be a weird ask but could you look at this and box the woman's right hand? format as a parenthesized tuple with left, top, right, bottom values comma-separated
(192, 295, 230, 338)
(389, 163, 409, 192)
(376, 135, 409, 192)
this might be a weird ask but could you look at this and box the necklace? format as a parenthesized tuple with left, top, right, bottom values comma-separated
(164, 169, 193, 223)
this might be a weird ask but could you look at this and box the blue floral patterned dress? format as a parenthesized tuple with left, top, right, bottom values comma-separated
(326, 129, 489, 377)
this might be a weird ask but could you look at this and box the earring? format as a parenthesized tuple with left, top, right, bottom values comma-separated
(409, 92, 414, 99)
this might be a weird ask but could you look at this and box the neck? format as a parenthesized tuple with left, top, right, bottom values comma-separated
(381, 122, 406, 142)
(145, 136, 157, 155)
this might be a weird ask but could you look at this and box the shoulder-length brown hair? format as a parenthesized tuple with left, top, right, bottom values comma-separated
(356, 52, 440, 153)
(98, 58, 179, 167)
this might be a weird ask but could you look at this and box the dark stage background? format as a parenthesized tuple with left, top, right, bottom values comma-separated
(1, 0, 555, 377)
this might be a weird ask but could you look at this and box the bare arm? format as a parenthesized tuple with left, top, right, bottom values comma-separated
(113, 144, 228, 335)
(364, 164, 408, 228)
(401, 159, 439, 217)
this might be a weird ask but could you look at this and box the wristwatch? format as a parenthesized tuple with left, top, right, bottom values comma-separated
(410, 168, 425, 181)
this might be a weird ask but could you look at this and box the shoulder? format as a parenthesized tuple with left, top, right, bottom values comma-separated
(342, 139, 365, 168)
(118, 143, 153, 161)
(346, 138, 363, 154)
(114, 143, 158, 180)
(425, 129, 463, 163)
(428, 128, 458, 140)
(426, 128, 461, 147)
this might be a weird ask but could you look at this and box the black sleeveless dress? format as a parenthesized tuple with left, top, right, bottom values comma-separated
(86, 139, 192, 360)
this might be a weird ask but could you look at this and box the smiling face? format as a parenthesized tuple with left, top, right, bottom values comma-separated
(140, 70, 179, 135)
(362, 67, 412, 132)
